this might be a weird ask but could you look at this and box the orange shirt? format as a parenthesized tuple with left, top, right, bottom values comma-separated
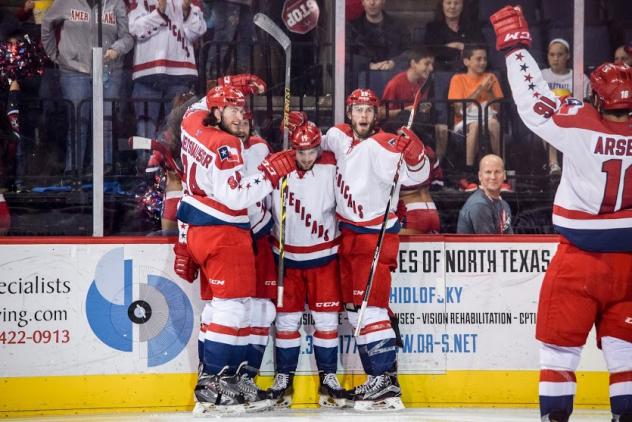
(448, 72, 504, 123)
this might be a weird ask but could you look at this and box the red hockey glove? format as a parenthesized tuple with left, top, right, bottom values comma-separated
(490, 5, 532, 53)
(218, 74, 266, 95)
(396, 127, 426, 168)
(173, 242, 199, 283)
(395, 199, 407, 224)
(259, 150, 297, 188)
(280, 111, 308, 138)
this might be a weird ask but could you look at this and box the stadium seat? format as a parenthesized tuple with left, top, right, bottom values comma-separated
(431, 70, 455, 125)
(541, 0, 603, 27)
(413, 27, 426, 44)
(547, 25, 612, 70)
(478, 0, 539, 26)
(358, 68, 401, 98)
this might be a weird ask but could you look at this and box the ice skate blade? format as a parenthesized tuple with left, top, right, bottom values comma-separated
(271, 395, 292, 409)
(318, 394, 349, 408)
(354, 396, 405, 412)
(192, 399, 272, 416)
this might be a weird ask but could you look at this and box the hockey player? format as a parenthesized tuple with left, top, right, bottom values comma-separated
(238, 109, 278, 393)
(173, 83, 296, 414)
(321, 89, 429, 411)
(491, 6, 632, 422)
(265, 121, 351, 409)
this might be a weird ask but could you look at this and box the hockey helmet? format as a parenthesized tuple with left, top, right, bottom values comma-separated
(590, 62, 632, 110)
(205, 85, 246, 110)
(346, 88, 380, 110)
(291, 121, 321, 150)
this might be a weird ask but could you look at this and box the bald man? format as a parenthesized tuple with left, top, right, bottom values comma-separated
(457, 154, 513, 234)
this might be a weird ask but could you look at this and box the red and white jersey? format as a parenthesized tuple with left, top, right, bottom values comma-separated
(271, 151, 340, 268)
(243, 135, 273, 236)
(322, 124, 430, 232)
(176, 109, 273, 228)
(128, 0, 206, 80)
(507, 48, 632, 251)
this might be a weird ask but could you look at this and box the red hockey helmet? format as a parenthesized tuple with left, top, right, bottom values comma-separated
(205, 85, 246, 110)
(346, 88, 380, 109)
(590, 62, 632, 110)
(290, 121, 321, 150)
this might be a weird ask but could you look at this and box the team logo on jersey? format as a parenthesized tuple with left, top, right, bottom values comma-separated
(218, 145, 240, 163)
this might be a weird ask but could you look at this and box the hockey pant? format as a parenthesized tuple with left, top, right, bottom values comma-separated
(275, 310, 340, 374)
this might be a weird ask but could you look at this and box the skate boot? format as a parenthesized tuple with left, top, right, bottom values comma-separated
(235, 362, 272, 412)
(318, 372, 351, 408)
(349, 375, 375, 400)
(193, 367, 248, 415)
(542, 410, 570, 422)
(612, 413, 632, 422)
(266, 372, 294, 408)
(353, 373, 405, 412)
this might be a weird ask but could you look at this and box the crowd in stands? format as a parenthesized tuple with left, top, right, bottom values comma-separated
(0, 0, 630, 235)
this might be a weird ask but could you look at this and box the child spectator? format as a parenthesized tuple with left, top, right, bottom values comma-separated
(448, 44, 503, 191)
(541, 38, 591, 179)
(381, 46, 448, 180)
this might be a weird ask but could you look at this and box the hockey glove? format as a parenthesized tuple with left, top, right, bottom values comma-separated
(396, 199, 407, 225)
(281, 110, 309, 138)
(173, 221, 199, 283)
(490, 5, 531, 53)
(218, 74, 266, 95)
(259, 150, 297, 188)
(396, 127, 426, 168)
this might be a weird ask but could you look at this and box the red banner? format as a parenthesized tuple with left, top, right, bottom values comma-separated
(282, 0, 320, 35)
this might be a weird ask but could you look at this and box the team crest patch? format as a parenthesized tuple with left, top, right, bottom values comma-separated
(218, 145, 240, 162)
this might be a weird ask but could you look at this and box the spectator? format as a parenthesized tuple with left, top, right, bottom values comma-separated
(128, 0, 206, 166)
(202, 0, 254, 80)
(346, 0, 410, 88)
(614, 44, 632, 66)
(457, 154, 512, 234)
(448, 44, 503, 191)
(42, 0, 133, 177)
(541, 38, 591, 179)
(399, 146, 442, 234)
(423, 0, 483, 71)
(381, 46, 449, 172)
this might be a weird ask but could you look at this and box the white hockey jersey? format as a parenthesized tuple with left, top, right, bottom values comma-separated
(176, 109, 273, 228)
(507, 48, 632, 251)
(271, 152, 340, 268)
(322, 125, 430, 232)
(128, 0, 206, 80)
(243, 136, 273, 237)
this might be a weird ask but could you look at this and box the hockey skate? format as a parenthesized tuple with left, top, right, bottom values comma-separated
(234, 362, 272, 412)
(266, 372, 294, 408)
(193, 366, 269, 415)
(352, 374, 405, 412)
(318, 372, 352, 408)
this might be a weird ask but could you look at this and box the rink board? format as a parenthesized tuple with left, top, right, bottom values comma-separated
(0, 235, 610, 416)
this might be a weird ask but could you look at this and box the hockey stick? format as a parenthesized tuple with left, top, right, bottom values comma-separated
(354, 74, 433, 337)
(254, 13, 292, 307)
(129, 136, 184, 179)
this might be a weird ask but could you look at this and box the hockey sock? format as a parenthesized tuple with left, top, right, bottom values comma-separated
(244, 326, 270, 377)
(610, 371, 632, 418)
(275, 330, 301, 374)
(366, 337, 397, 376)
(539, 369, 575, 419)
(203, 326, 249, 375)
(313, 329, 338, 374)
